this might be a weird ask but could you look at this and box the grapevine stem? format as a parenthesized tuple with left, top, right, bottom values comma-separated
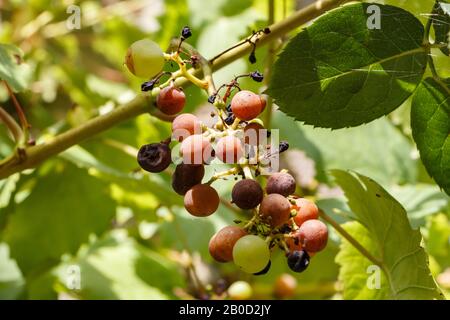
(0, 0, 352, 179)
(0, 107, 24, 143)
(3, 81, 30, 144)
(319, 209, 383, 267)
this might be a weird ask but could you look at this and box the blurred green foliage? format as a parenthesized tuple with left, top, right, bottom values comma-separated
(0, 0, 449, 300)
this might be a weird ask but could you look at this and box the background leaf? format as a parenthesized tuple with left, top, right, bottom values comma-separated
(268, 3, 427, 128)
(1, 162, 116, 274)
(57, 231, 184, 300)
(274, 113, 418, 185)
(332, 170, 443, 299)
(411, 77, 450, 195)
(433, 1, 450, 56)
(0, 44, 30, 92)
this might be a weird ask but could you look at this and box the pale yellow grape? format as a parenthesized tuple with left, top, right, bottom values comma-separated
(232, 235, 270, 274)
(227, 281, 252, 300)
(125, 39, 164, 78)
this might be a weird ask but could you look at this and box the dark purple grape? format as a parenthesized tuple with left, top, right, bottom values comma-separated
(287, 250, 309, 273)
(137, 143, 171, 173)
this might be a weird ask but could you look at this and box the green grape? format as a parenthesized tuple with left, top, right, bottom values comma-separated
(227, 281, 253, 300)
(232, 235, 270, 274)
(125, 39, 165, 78)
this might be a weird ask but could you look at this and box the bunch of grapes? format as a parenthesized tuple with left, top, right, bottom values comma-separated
(125, 27, 328, 276)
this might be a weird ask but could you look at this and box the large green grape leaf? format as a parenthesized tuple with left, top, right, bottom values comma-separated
(332, 170, 443, 299)
(0, 44, 30, 92)
(411, 77, 450, 195)
(1, 163, 116, 275)
(267, 3, 427, 128)
(433, 1, 450, 56)
(56, 232, 184, 300)
(336, 222, 390, 299)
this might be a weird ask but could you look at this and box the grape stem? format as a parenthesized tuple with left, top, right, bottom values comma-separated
(207, 167, 239, 184)
(0, 0, 354, 179)
(0, 106, 24, 143)
(3, 80, 31, 146)
(242, 165, 253, 180)
(319, 209, 383, 267)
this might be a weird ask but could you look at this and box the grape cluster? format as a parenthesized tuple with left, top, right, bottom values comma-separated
(126, 27, 328, 276)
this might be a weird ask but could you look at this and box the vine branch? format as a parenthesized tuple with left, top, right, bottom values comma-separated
(0, 0, 352, 180)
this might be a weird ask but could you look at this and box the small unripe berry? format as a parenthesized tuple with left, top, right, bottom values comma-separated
(274, 274, 297, 298)
(156, 86, 186, 115)
(125, 39, 164, 78)
(231, 90, 264, 121)
(181, 26, 192, 39)
(231, 179, 263, 210)
(184, 184, 219, 217)
(266, 172, 296, 197)
(228, 281, 252, 300)
(172, 113, 202, 142)
(215, 136, 243, 164)
(137, 143, 171, 173)
(250, 71, 264, 82)
(298, 220, 328, 252)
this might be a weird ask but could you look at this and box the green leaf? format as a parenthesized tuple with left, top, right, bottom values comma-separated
(411, 77, 450, 195)
(2, 163, 116, 274)
(0, 44, 30, 92)
(58, 231, 184, 299)
(332, 170, 443, 299)
(433, 1, 450, 56)
(273, 113, 417, 185)
(336, 222, 390, 299)
(0, 243, 24, 299)
(426, 213, 450, 259)
(388, 184, 450, 228)
(267, 3, 427, 128)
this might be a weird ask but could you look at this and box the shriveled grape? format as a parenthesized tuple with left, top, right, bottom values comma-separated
(137, 143, 171, 173)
